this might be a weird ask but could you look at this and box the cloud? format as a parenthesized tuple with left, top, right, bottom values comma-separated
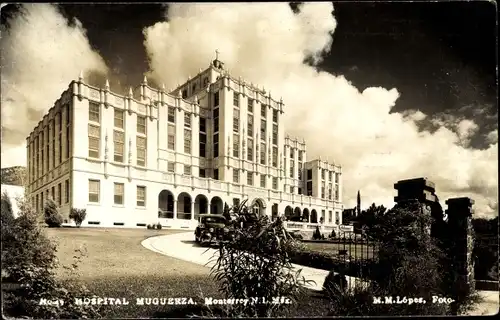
(0, 4, 108, 167)
(143, 2, 498, 218)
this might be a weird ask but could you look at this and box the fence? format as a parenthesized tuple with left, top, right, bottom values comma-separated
(299, 233, 379, 279)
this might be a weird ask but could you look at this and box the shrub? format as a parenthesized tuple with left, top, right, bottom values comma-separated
(326, 200, 480, 316)
(156, 223, 162, 230)
(69, 208, 87, 227)
(329, 229, 336, 239)
(2, 196, 102, 319)
(312, 226, 322, 240)
(204, 200, 312, 317)
(44, 198, 63, 228)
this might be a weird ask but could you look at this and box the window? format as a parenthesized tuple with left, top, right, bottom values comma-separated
(200, 169, 206, 178)
(306, 181, 313, 196)
(299, 151, 303, 161)
(233, 92, 239, 107)
(199, 134, 206, 158)
(200, 117, 207, 133)
(259, 174, 266, 188)
(66, 126, 70, 159)
(88, 124, 100, 158)
(272, 124, 278, 145)
(137, 186, 146, 207)
(290, 163, 294, 178)
(137, 116, 146, 134)
(247, 99, 253, 112)
(335, 173, 340, 183)
(335, 211, 340, 225)
(298, 163, 303, 180)
(182, 89, 187, 98)
(214, 169, 219, 180)
(114, 183, 124, 205)
(328, 186, 332, 200)
(168, 125, 175, 150)
(233, 108, 239, 132)
(58, 132, 62, 163)
(233, 134, 239, 158)
(88, 180, 100, 203)
(329, 211, 333, 223)
(137, 136, 146, 166)
(214, 108, 219, 132)
(260, 143, 266, 165)
(290, 186, 294, 194)
(184, 113, 191, 128)
(273, 177, 278, 190)
(247, 115, 253, 136)
(57, 183, 62, 206)
(184, 165, 191, 176)
(66, 104, 71, 124)
(260, 119, 266, 140)
(321, 169, 325, 179)
(290, 148, 294, 159)
(233, 169, 239, 183)
(272, 146, 278, 167)
(184, 129, 191, 154)
(167, 162, 175, 172)
(273, 109, 278, 123)
(247, 139, 253, 161)
(168, 107, 175, 123)
(114, 109, 124, 128)
(247, 172, 253, 185)
(261, 104, 266, 117)
(65, 180, 70, 203)
(89, 102, 100, 122)
(307, 169, 312, 180)
(203, 77, 209, 87)
(321, 187, 325, 199)
(113, 130, 124, 162)
(214, 133, 219, 158)
(214, 91, 219, 106)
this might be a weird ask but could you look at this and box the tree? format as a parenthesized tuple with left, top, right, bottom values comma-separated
(2, 196, 102, 318)
(205, 200, 311, 317)
(44, 198, 63, 227)
(69, 208, 87, 227)
(327, 200, 479, 316)
(357, 203, 387, 240)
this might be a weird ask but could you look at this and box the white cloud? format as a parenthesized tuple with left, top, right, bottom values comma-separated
(0, 4, 108, 167)
(144, 2, 497, 218)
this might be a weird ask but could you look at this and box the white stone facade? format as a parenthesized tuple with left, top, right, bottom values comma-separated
(25, 59, 343, 229)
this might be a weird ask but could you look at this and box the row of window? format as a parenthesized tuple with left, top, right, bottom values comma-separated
(29, 104, 71, 182)
(231, 91, 279, 123)
(32, 179, 70, 213)
(288, 148, 304, 161)
(89, 103, 148, 166)
(88, 180, 146, 207)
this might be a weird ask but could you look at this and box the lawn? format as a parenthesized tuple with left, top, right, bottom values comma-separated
(47, 227, 330, 318)
(301, 241, 377, 260)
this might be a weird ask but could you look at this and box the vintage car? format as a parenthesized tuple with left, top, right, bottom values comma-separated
(194, 214, 231, 246)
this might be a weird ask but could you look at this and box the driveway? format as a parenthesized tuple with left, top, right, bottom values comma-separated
(141, 231, 365, 292)
(142, 232, 498, 316)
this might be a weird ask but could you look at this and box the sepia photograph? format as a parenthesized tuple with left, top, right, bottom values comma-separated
(1, 1, 498, 318)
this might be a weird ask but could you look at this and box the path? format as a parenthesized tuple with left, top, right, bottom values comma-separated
(141, 232, 498, 316)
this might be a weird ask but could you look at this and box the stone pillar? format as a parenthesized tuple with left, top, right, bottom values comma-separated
(393, 177, 444, 237)
(191, 201, 195, 221)
(445, 197, 476, 294)
(173, 200, 178, 220)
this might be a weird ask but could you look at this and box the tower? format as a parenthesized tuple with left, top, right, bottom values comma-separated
(356, 190, 361, 216)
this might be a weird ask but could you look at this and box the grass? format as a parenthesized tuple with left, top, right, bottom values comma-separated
(47, 227, 329, 318)
(302, 241, 377, 260)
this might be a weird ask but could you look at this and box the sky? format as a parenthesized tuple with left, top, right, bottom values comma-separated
(0, 2, 497, 218)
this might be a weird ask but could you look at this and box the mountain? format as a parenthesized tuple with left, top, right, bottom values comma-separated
(0, 166, 27, 186)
